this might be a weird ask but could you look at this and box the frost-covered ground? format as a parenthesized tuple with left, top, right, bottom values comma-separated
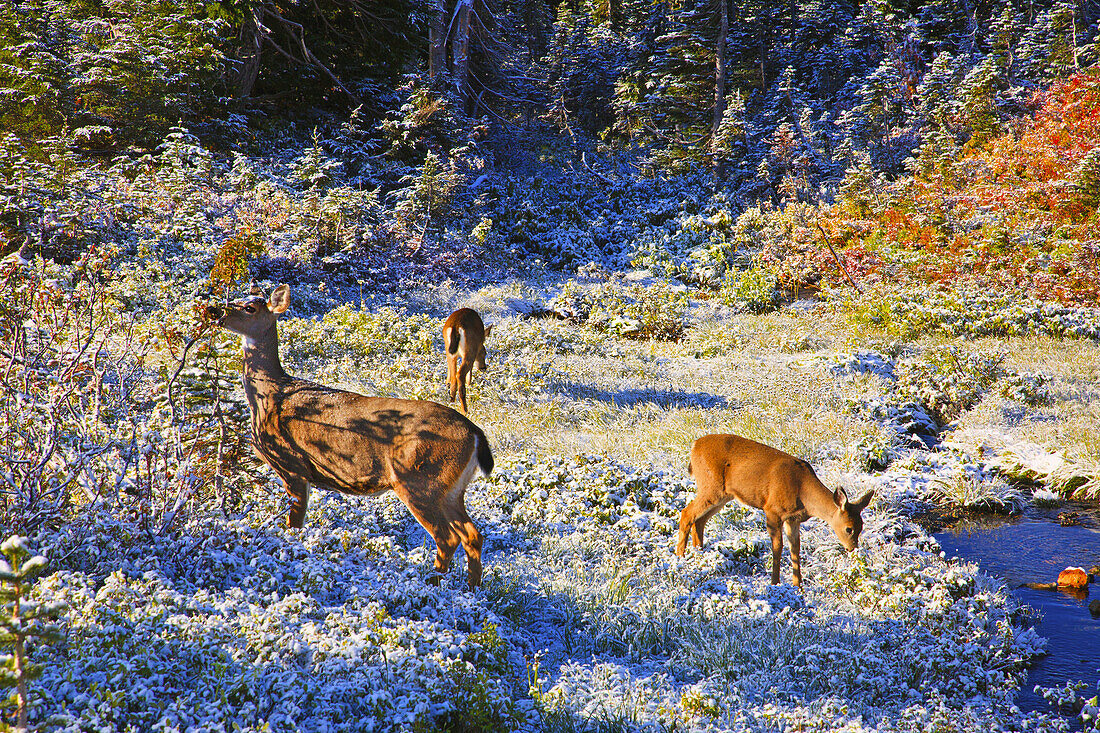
(26, 275, 1100, 732)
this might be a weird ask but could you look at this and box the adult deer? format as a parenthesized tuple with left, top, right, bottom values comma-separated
(205, 284, 493, 588)
(676, 433, 873, 587)
(442, 308, 491, 415)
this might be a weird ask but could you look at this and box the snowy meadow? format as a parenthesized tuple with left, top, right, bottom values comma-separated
(10, 263, 1100, 732)
(5, 0, 1100, 726)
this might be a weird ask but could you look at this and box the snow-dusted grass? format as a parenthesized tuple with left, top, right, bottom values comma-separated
(23, 281, 1100, 731)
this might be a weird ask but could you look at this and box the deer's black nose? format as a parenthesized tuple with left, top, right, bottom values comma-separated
(205, 305, 225, 321)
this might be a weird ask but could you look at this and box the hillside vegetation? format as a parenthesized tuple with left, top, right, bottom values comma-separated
(2, 0, 1100, 731)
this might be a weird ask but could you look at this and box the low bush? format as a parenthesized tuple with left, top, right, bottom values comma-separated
(547, 280, 689, 341)
(895, 346, 1005, 428)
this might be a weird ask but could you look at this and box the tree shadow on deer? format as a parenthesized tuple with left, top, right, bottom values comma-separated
(206, 284, 493, 588)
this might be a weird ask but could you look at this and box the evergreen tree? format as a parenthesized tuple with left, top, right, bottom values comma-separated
(0, 536, 65, 733)
(0, 0, 225, 146)
(614, 0, 732, 169)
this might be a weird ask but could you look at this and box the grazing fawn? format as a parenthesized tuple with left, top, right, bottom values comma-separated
(442, 308, 491, 415)
(206, 285, 493, 588)
(677, 433, 873, 586)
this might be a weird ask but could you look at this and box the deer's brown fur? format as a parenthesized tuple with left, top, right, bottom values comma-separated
(442, 308, 491, 415)
(206, 285, 492, 588)
(677, 433, 873, 586)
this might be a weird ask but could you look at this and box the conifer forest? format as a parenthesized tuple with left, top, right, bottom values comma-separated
(2, 0, 1100, 730)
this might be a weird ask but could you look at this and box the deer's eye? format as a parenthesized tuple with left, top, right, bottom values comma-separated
(244, 305, 256, 313)
(846, 527, 854, 535)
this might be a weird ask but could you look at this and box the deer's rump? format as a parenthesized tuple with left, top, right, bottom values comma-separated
(251, 383, 489, 496)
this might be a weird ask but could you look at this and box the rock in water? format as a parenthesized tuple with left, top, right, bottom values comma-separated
(1057, 567, 1089, 589)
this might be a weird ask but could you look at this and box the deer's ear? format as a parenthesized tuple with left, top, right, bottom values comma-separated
(853, 490, 874, 511)
(269, 284, 291, 314)
(484, 324, 493, 338)
(833, 487, 848, 509)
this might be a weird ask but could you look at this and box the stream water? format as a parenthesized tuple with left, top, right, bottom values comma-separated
(933, 504, 1100, 722)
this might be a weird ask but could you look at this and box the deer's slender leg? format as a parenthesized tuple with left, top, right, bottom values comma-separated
(282, 475, 310, 528)
(676, 499, 702, 556)
(445, 451, 483, 588)
(429, 529, 460, 586)
(766, 514, 784, 585)
(452, 511, 483, 588)
(404, 498, 458, 586)
(447, 352, 460, 404)
(456, 357, 470, 414)
(784, 518, 802, 587)
(693, 504, 725, 549)
(394, 472, 464, 586)
(677, 497, 724, 555)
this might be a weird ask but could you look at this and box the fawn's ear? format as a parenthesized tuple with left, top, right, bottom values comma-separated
(833, 487, 849, 510)
(853, 490, 875, 512)
(484, 324, 493, 338)
(269, 284, 291, 314)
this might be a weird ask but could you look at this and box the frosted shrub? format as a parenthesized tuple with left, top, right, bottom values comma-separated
(895, 346, 1004, 427)
(592, 282, 688, 340)
(930, 464, 1026, 514)
(279, 305, 440, 362)
(848, 433, 894, 471)
(999, 371, 1054, 406)
(1038, 680, 1099, 731)
(290, 131, 344, 189)
(547, 280, 688, 340)
(844, 286, 1100, 340)
(486, 453, 693, 533)
(546, 280, 596, 324)
(847, 398, 939, 449)
(393, 152, 464, 241)
(31, 521, 531, 733)
(719, 267, 781, 313)
(631, 210, 737, 285)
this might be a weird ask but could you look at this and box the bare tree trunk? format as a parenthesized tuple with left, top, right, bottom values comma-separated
(608, 0, 622, 31)
(759, 0, 769, 88)
(712, 0, 729, 178)
(453, 0, 471, 111)
(429, 0, 446, 81)
(712, 0, 729, 136)
(13, 597, 28, 733)
(1071, 7, 1079, 69)
(790, 0, 797, 48)
(233, 7, 262, 97)
(523, 0, 548, 58)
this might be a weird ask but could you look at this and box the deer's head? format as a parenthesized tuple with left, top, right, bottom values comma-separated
(205, 284, 291, 343)
(829, 488, 874, 551)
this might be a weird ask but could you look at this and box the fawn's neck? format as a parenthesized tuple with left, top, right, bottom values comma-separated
(800, 476, 839, 522)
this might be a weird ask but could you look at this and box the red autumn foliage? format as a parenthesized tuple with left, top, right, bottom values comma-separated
(819, 65, 1100, 304)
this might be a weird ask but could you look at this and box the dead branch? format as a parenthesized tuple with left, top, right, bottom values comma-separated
(815, 221, 863, 294)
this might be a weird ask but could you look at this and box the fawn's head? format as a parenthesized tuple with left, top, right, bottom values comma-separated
(829, 487, 874, 551)
(205, 283, 291, 342)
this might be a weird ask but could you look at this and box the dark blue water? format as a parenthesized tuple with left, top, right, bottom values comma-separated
(934, 510, 1100, 721)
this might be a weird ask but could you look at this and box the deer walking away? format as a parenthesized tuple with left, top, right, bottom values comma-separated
(205, 284, 493, 588)
(677, 433, 874, 586)
(442, 308, 491, 415)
